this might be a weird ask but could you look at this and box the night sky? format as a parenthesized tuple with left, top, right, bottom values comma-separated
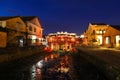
(0, 0, 120, 35)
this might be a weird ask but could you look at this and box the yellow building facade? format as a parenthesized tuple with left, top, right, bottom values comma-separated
(21, 16, 43, 46)
(84, 23, 109, 45)
(0, 16, 26, 47)
(103, 25, 120, 48)
(0, 16, 43, 47)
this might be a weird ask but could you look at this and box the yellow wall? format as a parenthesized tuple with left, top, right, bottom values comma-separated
(103, 26, 120, 47)
(36, 26, 42, 38)
(6, 17, 26, 32)
(84, 23, 108, 45)
(26, 17, 43, 46)
(5, 17, 26, 46)
(0, 32, 7, 47)
(27, 17, 43, 38)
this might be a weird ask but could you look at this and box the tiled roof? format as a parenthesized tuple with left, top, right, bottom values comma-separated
(90, 23, 107, 25)
(110, 25, 120, 31)
(0, 16, 19, 20)
(0, 16, 38, 22)
(20, 16, 37, 22)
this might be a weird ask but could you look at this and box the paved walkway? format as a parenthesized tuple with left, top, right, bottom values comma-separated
(78, 47, 120, 68)
(77, 47, 120, 80)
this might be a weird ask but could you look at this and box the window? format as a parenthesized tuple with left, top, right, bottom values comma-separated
(100, 30, 102, 34)
(96, 31, 99, 34)
(103, 30, 106, 33)
(34, 28, 36, 32)
(97, 35, 102, 44)
(93, 30, 95, 34)
(29, 26, 32, 31)
(116, 35, 120, 44)
(106, 37, 110, 44)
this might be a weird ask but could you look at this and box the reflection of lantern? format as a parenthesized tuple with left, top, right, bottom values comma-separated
(50, 54, 54, 59)
(44, 57, 48, 62)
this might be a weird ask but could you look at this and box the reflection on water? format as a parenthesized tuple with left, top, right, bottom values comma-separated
(30, 53, 71, 80)
(0, 52, 71, 80)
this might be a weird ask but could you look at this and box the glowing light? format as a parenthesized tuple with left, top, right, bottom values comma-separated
(50, 37, 52, 42)
(57, 32, 60, 34)
(71, 38, 75, 42)
(106, 37, 110, 44)
(61, 38, 64, 41)
(47, 31, 77, 51)
(80, 35, 84, 38)
(100, 31, 102, 34)
(96, 31, 99, 34)
(103, 30, 106, 33)
(116, 35, 120, 47)
(50, 54, 54, 59)
(38, 38, 41, 40)
(97, 35, 102, 45)
(32, 35, 36, 39)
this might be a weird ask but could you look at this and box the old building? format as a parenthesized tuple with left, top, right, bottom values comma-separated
(0, 16, 26, 47)
(0, 16, 43, 47)
(47, 31, 78, 52)
(21, 16, 43, 46)
(84, 23, 109, 45)
(103, 25, 120, 48)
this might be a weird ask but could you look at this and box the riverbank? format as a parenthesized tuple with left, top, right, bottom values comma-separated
(0, 46, 46, 63)
(69, 52, 106, 80)
(77, 47, 120, 80)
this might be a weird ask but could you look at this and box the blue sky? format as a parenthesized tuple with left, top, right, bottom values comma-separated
(0, 0, 120, 35)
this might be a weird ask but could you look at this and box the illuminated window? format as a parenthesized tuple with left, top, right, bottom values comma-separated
(32, 39, 36, 44)
(96, 31, 99, 34)
(29, 26, 32, 31)
(100, 31, 102, 34)
(97, 35, 102, 45)
(34, 28, 36, 32)
(32, 35, 36, 44)
(103, 30, 106, 33)
(106, 37, 110, 44)
(116, 35, 120, 47)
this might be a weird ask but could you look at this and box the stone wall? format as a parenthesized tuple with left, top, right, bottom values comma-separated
(0, 46, 45, 63)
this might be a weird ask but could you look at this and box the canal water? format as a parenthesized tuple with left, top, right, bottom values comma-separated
(0, 52, 71, 80)
(31, 53, 71, 80)
(0, 52, 107, 80)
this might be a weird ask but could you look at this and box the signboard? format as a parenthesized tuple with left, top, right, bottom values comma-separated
(0, 32, 7, 47)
